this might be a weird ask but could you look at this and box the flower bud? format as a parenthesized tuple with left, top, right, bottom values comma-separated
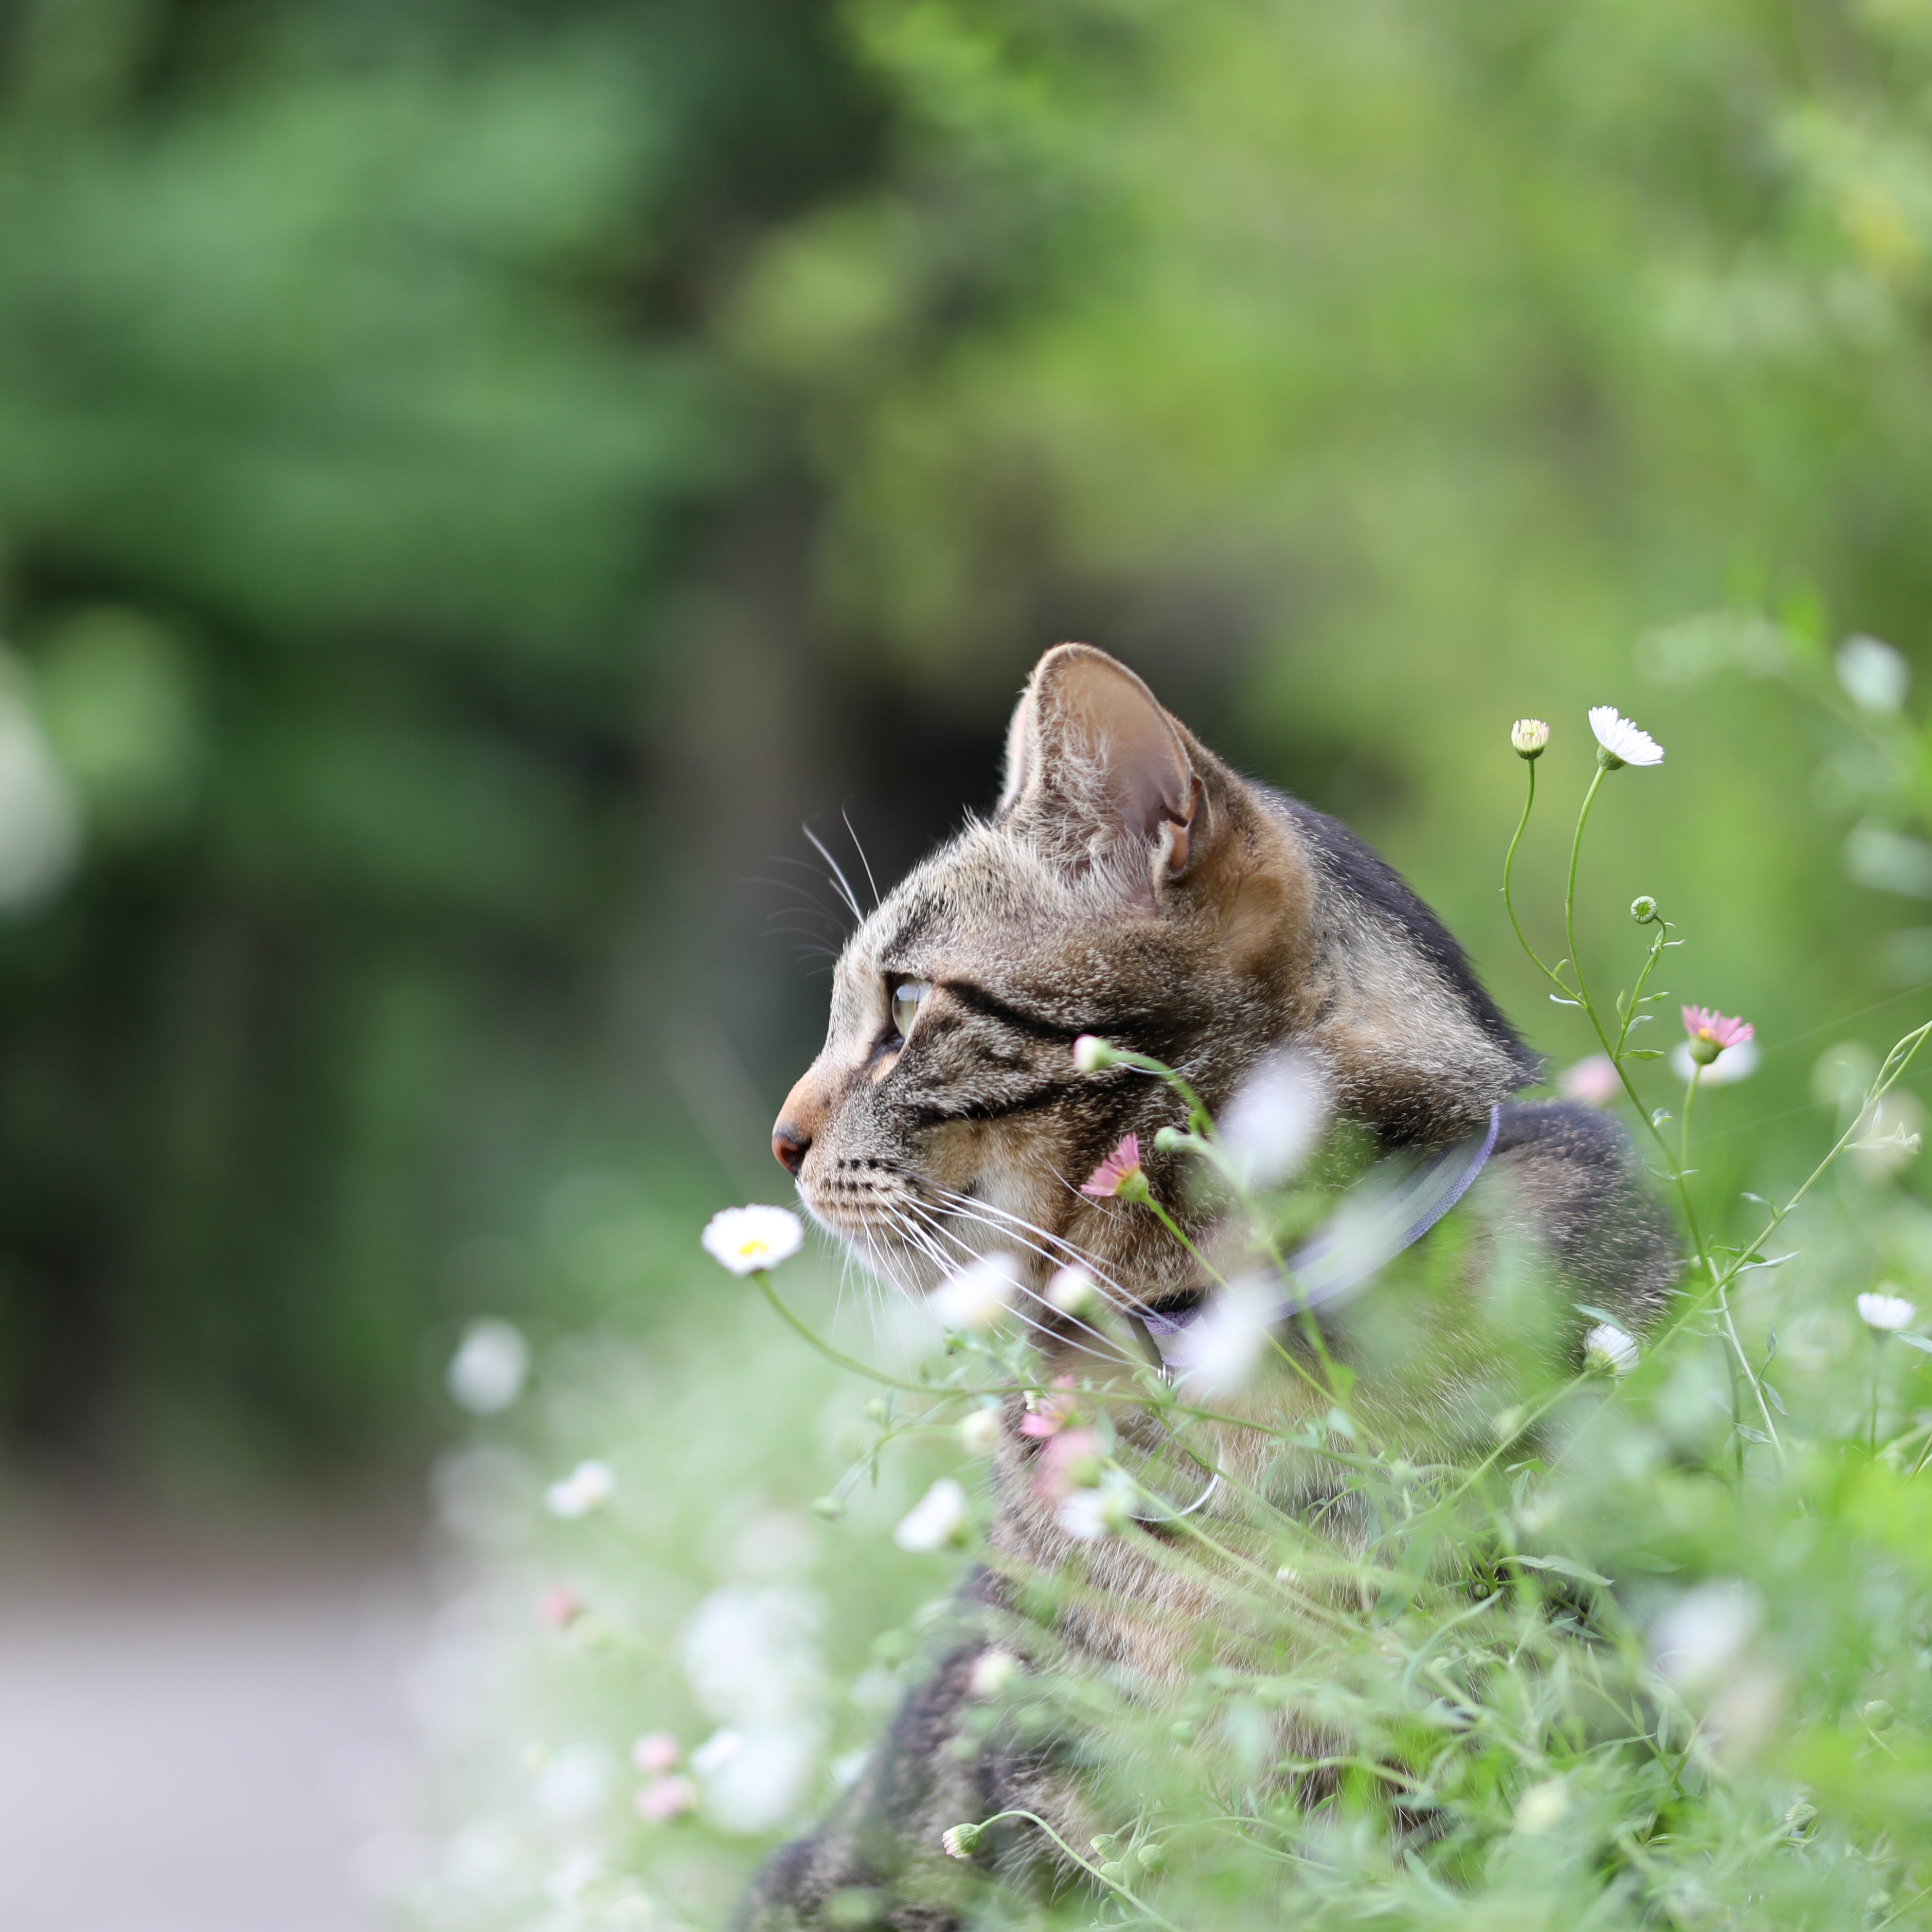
(940, 1822, 984, 1860)
(1584, 1321, 1639, 1377)
(1511, 718, 1550, 759)
(969, 1649, 1019, 1697)
(1072, 1034, 1115, 1072)
(957, 1407, 1001, 1457)
(1630, 894, 1658, 922)
(1046, 1266, 1102, 1320)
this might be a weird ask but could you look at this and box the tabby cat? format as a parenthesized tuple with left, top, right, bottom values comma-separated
(744, 645, 1676, 1929)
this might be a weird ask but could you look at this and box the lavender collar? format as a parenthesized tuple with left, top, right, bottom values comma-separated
(1138, 1103, 1502, 1372)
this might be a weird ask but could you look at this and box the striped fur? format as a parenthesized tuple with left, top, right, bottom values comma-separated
(745, 646, 1677, 1928)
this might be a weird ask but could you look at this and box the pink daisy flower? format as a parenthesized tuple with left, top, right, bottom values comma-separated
(1681, 1006, 1754, 1067)
(1018, 1375, 1080, 1440)
(538, 1583, 584, 1630)
(1081, 1134, 1144, 1198)
(1033, 1427, 1104, 1504)
(635, 1774, 697, 1822)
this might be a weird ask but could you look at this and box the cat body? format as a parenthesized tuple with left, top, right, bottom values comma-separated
(745, 646, 1676, 1929)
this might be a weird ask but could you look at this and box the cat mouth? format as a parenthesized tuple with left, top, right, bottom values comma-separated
(799, 1182, 990, 1292)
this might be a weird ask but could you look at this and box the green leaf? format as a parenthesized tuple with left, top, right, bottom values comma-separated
(1513, 1555, 1612, 1587)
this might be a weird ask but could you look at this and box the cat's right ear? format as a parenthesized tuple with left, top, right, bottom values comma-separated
(997, 643, 1202, 908)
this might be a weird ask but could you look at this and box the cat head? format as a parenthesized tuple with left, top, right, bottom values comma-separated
(773, 645, 1533, 1307)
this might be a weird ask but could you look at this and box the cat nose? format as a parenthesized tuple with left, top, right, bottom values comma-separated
(772, 1121, 811, 1176)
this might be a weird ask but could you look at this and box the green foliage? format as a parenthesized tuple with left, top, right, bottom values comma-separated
(0, 0, 871, 1476)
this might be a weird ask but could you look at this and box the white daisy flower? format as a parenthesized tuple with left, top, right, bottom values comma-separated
(893, 1477, 969, 1552)
(957, 1407, 1002, 1457)
(1837, 634, 1910, 714)
(1588, 705, 1665, 768)
(1056, 1470, 1137, 1541)
(701, 1204, 804, 1276)
(1511, 718, 1550, 758)
(1046, 1264, 1103, 1319)
(1651, 1580, 1761, 1691)
(1071, 1034, 1116, 1072)
(689, 1728, 743, 1775)
(545, 1458, 616, 1519)
(1220, 1048, 1327, 1189)
(1584, 1321, 1640, 1377)
(969, 1650, 1020, 1697)
(929, 1253, 1021, 1332)
(1514, 1779, 1570, 1836)
(446, 1317, 529, 1414)
(1857, 1290, 1917, 1333)
(1168, 1277, 1280, 1396)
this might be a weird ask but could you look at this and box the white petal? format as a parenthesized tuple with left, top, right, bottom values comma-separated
(701, 1205, 805, 1275)
(447, 1318, 529, 1415)
(1651, 1581, 1760, 1690)
(1168, 1277, 1279, 1396)
(893, 1477, 969, 1552)
(1584, 1321, 1640, 1376)
(1837, 635, 1910, 714)
(1671, 1038, 1757, 1084)
(1588, 705, 1665, 766)
(545, 1458, 615, 1518)
(1219, 1050, 1328, 1188)
(1857, 1291, 1917, 1332)
(929, 1254, 1022, 1332)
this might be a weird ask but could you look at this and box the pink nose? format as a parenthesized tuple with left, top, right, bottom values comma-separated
(772, 1121, 810, 1176)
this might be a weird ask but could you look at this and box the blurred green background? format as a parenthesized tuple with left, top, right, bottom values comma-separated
(7, 0, 1932, 1492)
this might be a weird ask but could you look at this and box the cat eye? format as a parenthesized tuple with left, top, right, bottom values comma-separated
(891, 979, 930, 1042)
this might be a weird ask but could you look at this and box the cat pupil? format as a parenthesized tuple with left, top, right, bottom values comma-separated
(891, 980, 927, 1040)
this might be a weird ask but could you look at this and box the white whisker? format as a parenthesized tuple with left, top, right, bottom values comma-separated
(898, 1198, 1130, 1367)
(802, 824, 865, 924)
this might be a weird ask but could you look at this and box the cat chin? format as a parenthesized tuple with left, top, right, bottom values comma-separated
(794, 1202, 954, 1295)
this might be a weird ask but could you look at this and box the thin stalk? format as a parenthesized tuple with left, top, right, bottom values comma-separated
(1613, 914, 1670, 1059)
(1556, 761, 1778, 1459)
(964, 1810, 1188, 1931)
(1502, 756, 1569, 991)
(751, 1269, 1029, 1399)
(1647, 1019, 1932, 1363)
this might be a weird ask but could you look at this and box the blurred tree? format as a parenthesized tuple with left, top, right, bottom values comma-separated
(0, 0, 878, 1480)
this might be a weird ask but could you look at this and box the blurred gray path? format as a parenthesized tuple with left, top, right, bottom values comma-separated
(0, 1501, 427, 1932)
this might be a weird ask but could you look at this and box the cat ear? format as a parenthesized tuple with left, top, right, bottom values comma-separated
(998, 644, 1201, 905)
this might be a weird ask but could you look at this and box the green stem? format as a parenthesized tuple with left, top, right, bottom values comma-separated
(1613, 917, 1669, 1060)
(751, 1269, 1033, 1399)
(1562, 762, 1611, 1034)
(1502, 756, 1569, 991)
(1130, 1187, 1229, 1290)
(965, 1809, 1187, 1932)
(1555, 762, 1773, 1457)
(1588, 1020, 1932, 1471)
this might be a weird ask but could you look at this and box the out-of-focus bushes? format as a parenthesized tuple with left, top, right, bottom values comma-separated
(0, 0, 874, 1479)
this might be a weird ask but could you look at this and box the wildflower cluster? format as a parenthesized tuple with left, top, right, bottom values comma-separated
(405, 695, 1932, 1932)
